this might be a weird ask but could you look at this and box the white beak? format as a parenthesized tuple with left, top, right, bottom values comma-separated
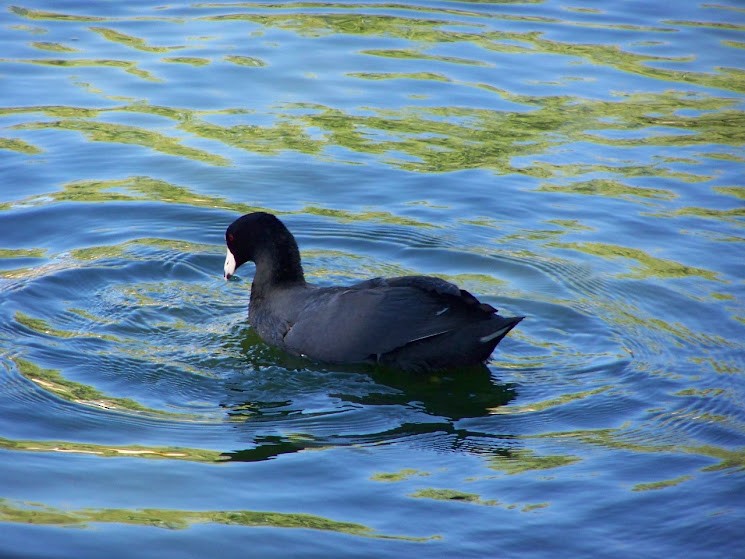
(224, 249, 236, 280)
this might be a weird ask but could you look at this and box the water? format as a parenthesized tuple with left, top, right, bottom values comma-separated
(1, 1, 744, 557)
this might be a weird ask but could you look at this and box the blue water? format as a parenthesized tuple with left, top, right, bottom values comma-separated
(1, 1, 744, 557)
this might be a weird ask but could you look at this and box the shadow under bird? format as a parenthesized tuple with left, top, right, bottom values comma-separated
(224, 212, 523, 372)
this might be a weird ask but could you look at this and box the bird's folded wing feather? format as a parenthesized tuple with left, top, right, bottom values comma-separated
(350, 275, 461, 297)
(282, 286, 477, 362)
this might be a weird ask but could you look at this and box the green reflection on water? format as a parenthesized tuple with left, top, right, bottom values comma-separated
(303, 205, 434, 227)
(526, 160, 709, 184)
(696, 446, 745, 472)
(15, 311, 118, 341)
(706, 4, 745, 14)
(0, 436, 226, 462)
(371, 468, 430, 482)
(491, 386, 611, 415)
(10, 5, 106, 22)
(0, 137, 42, 154)
(663, 19, 745, 31)
(70, 238, 215, 261)
(441, 273, 506, 291)
(162, 56, 211, 66)
(534, 428, 745, 474)
(10, 3, 745, 94)
(512, 36, 745, 94)
(675, 387, 726, 397)
(409, 488, 498, 506)
(199, 11, 481, 41)
(632, 475, 693, 492)
(8, 5, 182, 23)
(592, 299, 700, 346)
(546, 219, 594, 231)
(9, 175, 435, 229)
(89, 26, 183, 52)
(30, 41, 79, 52)
(12, 358, 186, 418)
(195, 1, 544, 17)
(666, 206, 745, 223)
(69, 245, 129, 261)
(348, 71, 451, 82)
(488, 449, 580, 475)
(278, 92, 739, 175)
(4, 58, 161, 81)
(53, 175, 241, 205)
(537, 179, 676, 201)
(194, 10, 745, 93)
(409, 488, 548, 512)
(0, 105, 101, 118)
(553, 241, 719, 280)
(0, 499, 431, 540)
(361, 48, 490, 67)
(0, 248, 45, 258)
(690, 356, 742, 375)
(224, 55, 267, 67)
(13, 119, 228, 165)
(565, 7, 602, 14)
(9, 24, 47, 34)
(179, 115, 322, 156)
(714, 186, 745, 199)
(702, 151, 745, 162)
(1, 87, 741, 180)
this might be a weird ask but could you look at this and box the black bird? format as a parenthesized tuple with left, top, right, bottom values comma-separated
(224, 212, 523, 372)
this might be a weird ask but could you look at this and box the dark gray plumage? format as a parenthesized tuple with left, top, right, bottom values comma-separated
(224, 212, 523, 372)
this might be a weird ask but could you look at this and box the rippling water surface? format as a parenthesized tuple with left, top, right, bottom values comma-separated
(1, 1, 744, 557)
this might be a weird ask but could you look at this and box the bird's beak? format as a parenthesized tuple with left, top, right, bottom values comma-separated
(224, 248, 236, 280)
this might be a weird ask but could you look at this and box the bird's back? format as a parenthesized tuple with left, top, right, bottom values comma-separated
(262, 275, 521, 370)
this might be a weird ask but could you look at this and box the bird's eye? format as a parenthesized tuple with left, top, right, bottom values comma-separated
(227, 233, 235, 242)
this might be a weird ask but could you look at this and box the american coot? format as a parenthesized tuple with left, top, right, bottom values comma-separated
(224, 212, 523, 372)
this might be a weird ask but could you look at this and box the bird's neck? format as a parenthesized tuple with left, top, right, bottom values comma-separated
(251, 244, 305, 298)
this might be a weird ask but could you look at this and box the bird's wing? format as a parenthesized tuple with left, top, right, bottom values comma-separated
(282, 284, 489, 363)
(350, 275, 461, 297)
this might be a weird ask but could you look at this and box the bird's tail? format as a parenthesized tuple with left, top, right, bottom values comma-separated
(479, 315, 524, 348)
